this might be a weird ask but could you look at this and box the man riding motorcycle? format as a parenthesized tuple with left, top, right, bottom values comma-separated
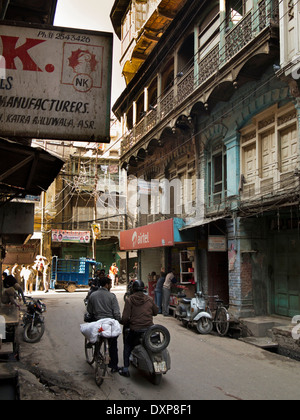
(119, 280, 159, 377)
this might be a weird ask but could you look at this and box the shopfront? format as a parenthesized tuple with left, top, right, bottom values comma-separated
(180, 217, 230, 308)
(119, 218, 197, 309)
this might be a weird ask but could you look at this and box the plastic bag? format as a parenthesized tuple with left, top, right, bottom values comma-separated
(80, 318, 122, 343)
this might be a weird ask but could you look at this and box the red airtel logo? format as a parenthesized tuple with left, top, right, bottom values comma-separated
(0, 35, 51, 72)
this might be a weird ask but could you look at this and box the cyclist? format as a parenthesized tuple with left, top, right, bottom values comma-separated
(87, 276, 121, 373)
(119, 280, 159, 377)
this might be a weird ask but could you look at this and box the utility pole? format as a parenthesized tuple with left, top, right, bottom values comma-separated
(92, 149, 99, 260)
(40, 191, 45, 256)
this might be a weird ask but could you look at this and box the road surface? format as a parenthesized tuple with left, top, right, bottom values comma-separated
(18, 287, 300, 401)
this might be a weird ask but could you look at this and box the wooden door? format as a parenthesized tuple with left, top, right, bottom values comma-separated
(273, 232, 300, 317)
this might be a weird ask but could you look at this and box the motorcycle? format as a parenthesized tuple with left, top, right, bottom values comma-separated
(176, 291, 213, 334)
(128, 324, 171, 385)
(124, 279, 148, 302)
(22, 298, 46, 343)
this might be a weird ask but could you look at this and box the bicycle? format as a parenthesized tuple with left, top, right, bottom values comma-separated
(85, 334, 110, 387)
(207, 295, 230, 337)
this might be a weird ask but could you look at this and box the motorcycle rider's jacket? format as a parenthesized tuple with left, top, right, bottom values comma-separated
(122, 292, 159, 331)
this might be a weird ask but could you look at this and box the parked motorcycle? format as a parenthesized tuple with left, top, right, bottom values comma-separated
(176, 291, 213, 334)
(128, 324, 171, 385)
(22, 298, 46, 343)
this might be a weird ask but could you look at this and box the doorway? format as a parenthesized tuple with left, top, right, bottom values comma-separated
(272, 231, 300, 317)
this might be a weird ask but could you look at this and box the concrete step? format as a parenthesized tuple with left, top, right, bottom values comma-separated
(240, 316, 290, 338)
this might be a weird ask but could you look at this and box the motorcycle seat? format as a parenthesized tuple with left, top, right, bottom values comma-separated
(182, 298, 192, 304)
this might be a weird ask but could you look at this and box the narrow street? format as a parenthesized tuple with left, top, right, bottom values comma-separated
(15, 287, 300, 401)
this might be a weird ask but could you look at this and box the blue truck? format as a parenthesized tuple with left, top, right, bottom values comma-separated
(51, 257, 103, 292)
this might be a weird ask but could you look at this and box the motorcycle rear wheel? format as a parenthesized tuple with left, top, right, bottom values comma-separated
(196, 317, 213, 335)
(23, 321, 45, 343)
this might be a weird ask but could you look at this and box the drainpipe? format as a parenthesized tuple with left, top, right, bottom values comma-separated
(219, 0, 226, 66)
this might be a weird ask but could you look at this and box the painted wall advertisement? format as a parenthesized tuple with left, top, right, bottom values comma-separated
(0, 22, 113, 142)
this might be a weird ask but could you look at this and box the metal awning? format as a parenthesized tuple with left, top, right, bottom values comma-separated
(180, 215, 230, 231)
(0, 137, 64, 202)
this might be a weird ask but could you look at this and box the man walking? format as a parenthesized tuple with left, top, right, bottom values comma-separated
(162, 270, 177, 316)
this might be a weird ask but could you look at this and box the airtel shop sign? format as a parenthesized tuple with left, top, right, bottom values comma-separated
(120, 219, 174, 251)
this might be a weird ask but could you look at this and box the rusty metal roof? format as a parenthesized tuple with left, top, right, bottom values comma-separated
(0, 137, 64, 201)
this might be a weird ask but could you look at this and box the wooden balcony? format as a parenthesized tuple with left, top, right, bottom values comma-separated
(121, 0, 279, 159)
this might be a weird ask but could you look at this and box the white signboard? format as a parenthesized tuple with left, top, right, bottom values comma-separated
(208, 236, 227, 252)
(0, 23, 113, 142)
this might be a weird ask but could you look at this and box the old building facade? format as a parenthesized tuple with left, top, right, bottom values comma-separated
(111, 0, 300, 318)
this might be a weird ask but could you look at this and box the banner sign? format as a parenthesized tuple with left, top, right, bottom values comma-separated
(52, 230, 91, 243)
(0, 22, 113, 142)
(120, 219, 174, 250)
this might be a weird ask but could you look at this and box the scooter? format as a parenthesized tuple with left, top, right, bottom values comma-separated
(128, 324, 171, 385)
(176, 291, 213, 334)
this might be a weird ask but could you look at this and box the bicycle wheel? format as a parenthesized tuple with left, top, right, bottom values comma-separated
(84, 338, 95, 365)
(94, 338, 108, 387)
(215, 307, 230, 336)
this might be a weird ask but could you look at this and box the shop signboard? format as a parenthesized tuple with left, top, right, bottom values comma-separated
(120, 219, 174, 251)
(52, 230, 90, 243)
(208, 236, 227, 252)
(0, 22, 112, 142)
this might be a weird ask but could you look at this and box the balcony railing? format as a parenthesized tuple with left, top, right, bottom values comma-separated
(121, 0, 279, 157)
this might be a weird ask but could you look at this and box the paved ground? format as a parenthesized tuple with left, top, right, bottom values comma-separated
(2, 287, 300, 401)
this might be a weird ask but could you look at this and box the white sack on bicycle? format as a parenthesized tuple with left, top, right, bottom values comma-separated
(80, 318, 122, 343)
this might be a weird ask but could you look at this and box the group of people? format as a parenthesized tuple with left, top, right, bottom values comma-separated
(86, 275, 158, 378)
